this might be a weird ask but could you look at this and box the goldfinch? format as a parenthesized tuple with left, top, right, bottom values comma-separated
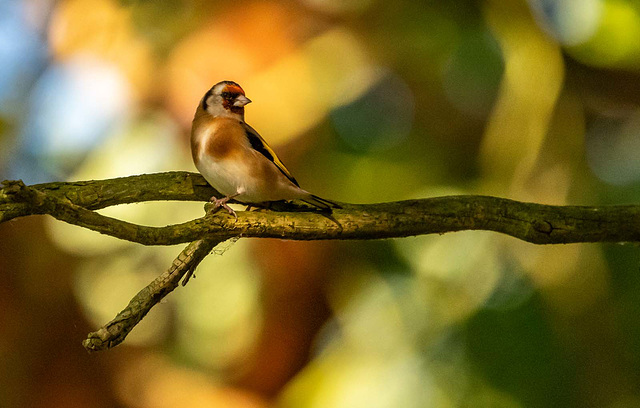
(191, 80, 340, 219)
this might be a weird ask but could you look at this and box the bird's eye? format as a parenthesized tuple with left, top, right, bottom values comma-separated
(221, 92, 231, 99)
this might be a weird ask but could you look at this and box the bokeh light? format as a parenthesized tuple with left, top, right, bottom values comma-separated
(174, 239, 263, 371)
(48, 0, 154, 96)
(527, 0, 603, 45)
(299, 0, 376, 16)
(0, 0, 47, 113)
(586, 109, 640, 185)
(441, 29, 504, 118)
(567, 0, 640, 69)
(9, 57, 131, 183)
(331, 69, 414, 152)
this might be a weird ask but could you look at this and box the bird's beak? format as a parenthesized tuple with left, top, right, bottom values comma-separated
(233, 95, 252, 107)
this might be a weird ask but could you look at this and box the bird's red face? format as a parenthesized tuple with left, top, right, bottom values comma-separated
(219, 83, 251, 113)
(201, 81, 252, 119)
(222, 83, 245, 97)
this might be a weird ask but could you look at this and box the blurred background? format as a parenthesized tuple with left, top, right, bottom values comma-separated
(1, 0, 640, 406)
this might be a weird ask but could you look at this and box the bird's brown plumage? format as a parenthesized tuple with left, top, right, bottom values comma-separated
(190, 81, 341, 217)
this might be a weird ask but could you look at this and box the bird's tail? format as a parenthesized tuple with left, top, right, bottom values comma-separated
(301, 194, 342, 212)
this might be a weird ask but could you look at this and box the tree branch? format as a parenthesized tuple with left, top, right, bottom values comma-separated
(3, 172, 640, 352)
(82, 236, 225, 352)
(2, 174, 640, 245)
(0, 171, 215, 223)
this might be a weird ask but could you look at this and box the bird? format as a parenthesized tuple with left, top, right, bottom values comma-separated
(190, 80, 340, 220)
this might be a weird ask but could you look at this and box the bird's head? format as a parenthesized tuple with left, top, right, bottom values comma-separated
(200, 80, 252, 120)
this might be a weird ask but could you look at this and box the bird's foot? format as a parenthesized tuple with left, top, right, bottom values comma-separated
(245, 202, 272, 212)
(209, 195, 238, 221)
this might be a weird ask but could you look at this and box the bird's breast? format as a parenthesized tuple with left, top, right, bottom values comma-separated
(192, 117, 247, 167)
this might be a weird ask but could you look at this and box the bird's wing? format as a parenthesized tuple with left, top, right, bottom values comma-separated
(243, 122, 300, 187)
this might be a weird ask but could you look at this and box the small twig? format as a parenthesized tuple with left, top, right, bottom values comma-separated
(82, 236, 224, 352)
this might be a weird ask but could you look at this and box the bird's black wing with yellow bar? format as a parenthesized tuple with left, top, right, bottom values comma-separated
(242, 123, 300, 187)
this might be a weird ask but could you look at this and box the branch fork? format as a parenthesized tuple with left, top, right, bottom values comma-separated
(2, 172, 639, 351)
